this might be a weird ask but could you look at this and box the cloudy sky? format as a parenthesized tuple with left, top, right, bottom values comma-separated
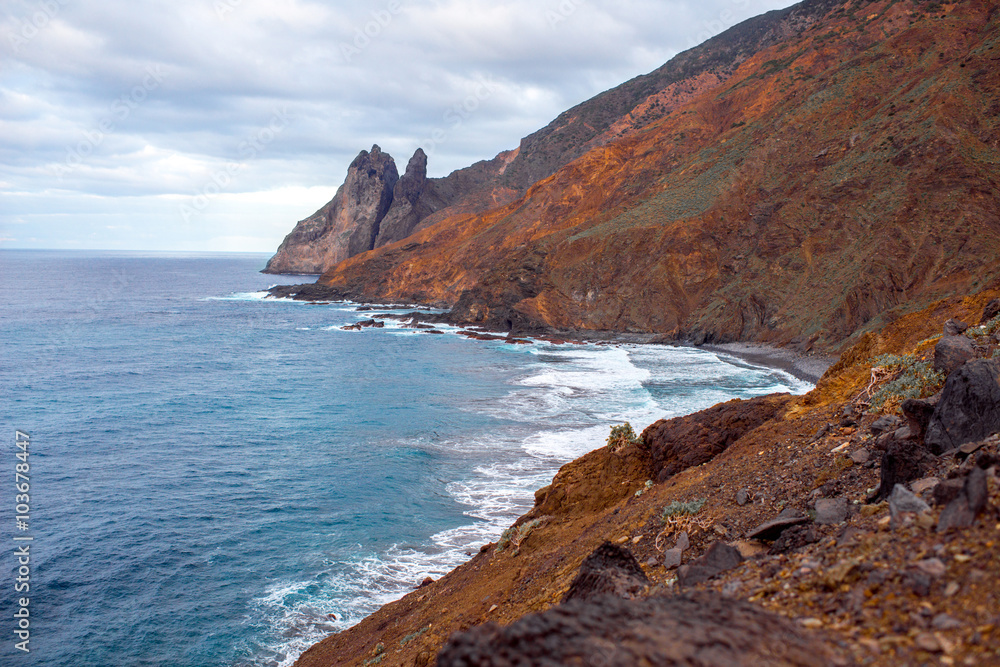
(1, 0, 797, 252)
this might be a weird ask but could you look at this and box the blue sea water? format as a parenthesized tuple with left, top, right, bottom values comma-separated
(0, 250, 812, 666)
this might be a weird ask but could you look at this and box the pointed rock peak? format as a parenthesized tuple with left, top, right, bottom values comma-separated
(403, 148, 428, 178)
(370, 144, 383, 156)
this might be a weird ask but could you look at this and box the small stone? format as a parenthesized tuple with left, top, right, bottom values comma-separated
(799, 618, 823, 629)
(889, 484, 931, 519)
(933, 478, 965, 506)
(419, 577, 434, 587)
(908, 571, 932, 597)
(645, 557, 659, 568)
(932, 613, 963, 630)
(815, 497, 848, 525)
(663, 548, 683, 569)
(943, 582, 960, 597)
(850, 448, 871, 464)
(736, 488, 749, 506)
(914, 632, 942, 653)
(914, 558, 946, 578)
(674, 531, 690, 552)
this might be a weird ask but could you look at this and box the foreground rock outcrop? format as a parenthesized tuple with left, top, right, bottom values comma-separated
(437, 591, 830, 667)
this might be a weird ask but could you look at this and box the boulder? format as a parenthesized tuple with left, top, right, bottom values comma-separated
(924, 360, 1000, 454)
(562, 542, 649, 603)
(943, 319, 970, 336)
(436, 592, 831, 667)
(934, 335, 975, 376)
(747, 514, 811, 541)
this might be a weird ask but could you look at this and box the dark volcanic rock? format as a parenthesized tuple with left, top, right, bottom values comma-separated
(925, 360, 1000, 454)
(769, 525, 821, 555)
(562, 542, 649, 603)
(901, 395, 939, 441)
(981, 298, 1000, 324)
(747, 515, 811, 541)
(374, 148, 447, 249)
(934, 334, 975, 375)
(943, 318, 970, 336)
(436, 592, 830, 667)
(938, 467, 989, 532)
(641, 394, 791, 482)
(677, 541, 744, 587)
(871, 414, 903, 436)
(877, 438, 936, 501)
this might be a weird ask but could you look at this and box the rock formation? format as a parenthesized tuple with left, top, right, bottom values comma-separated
(263, 145, 398, 274)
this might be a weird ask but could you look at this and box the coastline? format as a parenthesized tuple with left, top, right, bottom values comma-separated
(700, 342, 835, 384)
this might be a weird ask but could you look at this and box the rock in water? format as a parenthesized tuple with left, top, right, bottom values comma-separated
(925, 360, 1000, 454)
(436, 592, 831, 666)
(263, 145, 399, 274)
(562, 542, 649, 603)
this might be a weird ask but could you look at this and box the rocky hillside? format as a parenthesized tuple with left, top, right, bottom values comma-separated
(264, 0, 859, 276)
(275, 0, 1000, 354)
(293, 289, 1000, 667)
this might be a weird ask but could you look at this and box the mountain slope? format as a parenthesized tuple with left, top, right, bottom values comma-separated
(310, 0, 1000, 352)
(264, 0, 853, 275)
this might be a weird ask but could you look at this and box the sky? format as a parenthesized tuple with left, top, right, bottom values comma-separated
(0, 0, 798, 253)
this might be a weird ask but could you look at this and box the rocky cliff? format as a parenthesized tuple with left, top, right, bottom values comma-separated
(294, 0, 1000, 354)
(265, 0, 855, 277)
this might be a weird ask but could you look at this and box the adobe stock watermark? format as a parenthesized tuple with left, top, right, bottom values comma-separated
(686, 0, 754, 48)
(52, 65, 167, 178)
(421, 77, 498, 158)
(6, 0, 68, 53)
(179, 107, 291, 223)
(546, 0, 585, 29)
(340, 1, 404, 63)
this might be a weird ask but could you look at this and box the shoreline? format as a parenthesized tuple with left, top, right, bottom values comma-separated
(701, 342, 835, 385)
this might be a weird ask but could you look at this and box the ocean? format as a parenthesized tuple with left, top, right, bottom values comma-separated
(0, 250, 812, 666)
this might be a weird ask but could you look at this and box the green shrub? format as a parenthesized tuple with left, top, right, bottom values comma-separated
(496, 519, 542, 554)
(634, 480, 654, 497)
(662, 498, 706, 521)
(607, 423, 642, 452)
(867, 353, 945, 413)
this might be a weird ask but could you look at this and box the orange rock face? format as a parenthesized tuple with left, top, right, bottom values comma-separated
(316, 0, 1000, 351)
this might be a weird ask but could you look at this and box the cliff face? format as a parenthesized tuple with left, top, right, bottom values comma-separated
(265, 0, 848, 276)
(311, 0, 1000, 351)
